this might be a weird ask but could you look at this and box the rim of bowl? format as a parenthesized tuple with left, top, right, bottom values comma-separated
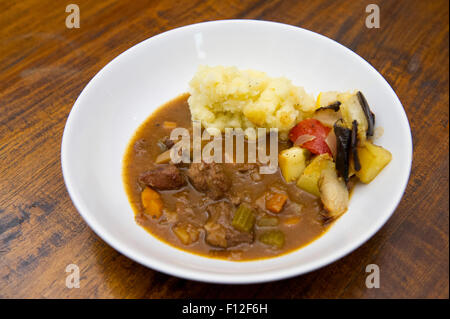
(61, 19, 413, 284)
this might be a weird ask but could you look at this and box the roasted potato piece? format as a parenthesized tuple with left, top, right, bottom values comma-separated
(340, 93, 368, 144)
(316, 91, 340, 108)
(278, 146, 308, 182)
(318, 167, 349, 217)
(296, 154, 334, 197)
(172, 223, 199, 245)
(354, 141, 392, 183)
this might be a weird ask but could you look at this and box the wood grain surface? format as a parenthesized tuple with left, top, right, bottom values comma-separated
(0, 0, 448, 299)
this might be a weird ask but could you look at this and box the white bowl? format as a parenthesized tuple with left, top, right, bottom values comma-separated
(61, 20, 412, 284)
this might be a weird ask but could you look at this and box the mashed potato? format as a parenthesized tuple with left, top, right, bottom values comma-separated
(188, 65, 316, 139)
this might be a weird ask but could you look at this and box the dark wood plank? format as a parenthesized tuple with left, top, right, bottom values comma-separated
(0, 0, 448, 298)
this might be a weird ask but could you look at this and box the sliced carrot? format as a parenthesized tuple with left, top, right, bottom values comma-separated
(283, 216, 301, 226)
(141, 187, 163, 218)
(265, 192, 288, 213)
(163, 121, 177, 129)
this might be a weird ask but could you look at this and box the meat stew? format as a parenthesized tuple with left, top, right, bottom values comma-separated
(123, 94, 331, 261)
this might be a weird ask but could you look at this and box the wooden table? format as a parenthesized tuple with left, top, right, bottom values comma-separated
(0, 0, 448, 299)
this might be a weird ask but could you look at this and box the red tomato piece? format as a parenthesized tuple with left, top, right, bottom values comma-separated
(289, 119, 332, 155)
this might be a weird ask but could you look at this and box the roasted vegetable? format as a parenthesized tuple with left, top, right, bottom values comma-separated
(296, 154, 334, 197)
(357, 91, 375, 137)
(141, 187, 163, 218)
(354, 141, 392, 183)
(339, 91, 376, 144)
(333, 120, 352, 182)
(340, 93, 369, 144)
(265, 192, 288, 213)
(313, 108, 342, 127)
(316, 101, 341, 112)
(318, 167, 349, 217)
(325, 129, 338, 158)
(316, 91, 341, 108)
(350, 120, 361, 172)
(289, 119, 332, 155)
(232, 204, 256, 233)
(278, 146, 308, 182)
(259, 230, 285, 249)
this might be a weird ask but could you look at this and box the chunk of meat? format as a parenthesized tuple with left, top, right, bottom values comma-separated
(175, 194, 208, 226)
(230, 163, 259, 172)
(204, 202, 253, 248)
(231, 163, 262, 182)
(140, 164, 186, 190)
(186, 162, 231, 199)
(227, 189, 252, 206)
(160, 135, 175, 149)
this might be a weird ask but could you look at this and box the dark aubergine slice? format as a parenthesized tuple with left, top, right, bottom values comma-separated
(316, 101, 341, 112)
(333, 120, 352, 183)
(357, 91, 375, 137)
(351, 120, 361, 172)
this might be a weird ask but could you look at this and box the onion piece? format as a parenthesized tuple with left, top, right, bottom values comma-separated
(155, 149, 172, 164)
(294, 134, 316, 146)
(313, 109, 342, 127)
(325, 130, 337, 159)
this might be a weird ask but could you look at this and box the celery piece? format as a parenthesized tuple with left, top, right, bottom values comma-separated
(259, 230, 285, 249)
(256, 216, 279, 227)
(232, 204, 256, 233)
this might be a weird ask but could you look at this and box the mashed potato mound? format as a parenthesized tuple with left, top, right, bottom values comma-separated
(188, 65, 316, 139)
